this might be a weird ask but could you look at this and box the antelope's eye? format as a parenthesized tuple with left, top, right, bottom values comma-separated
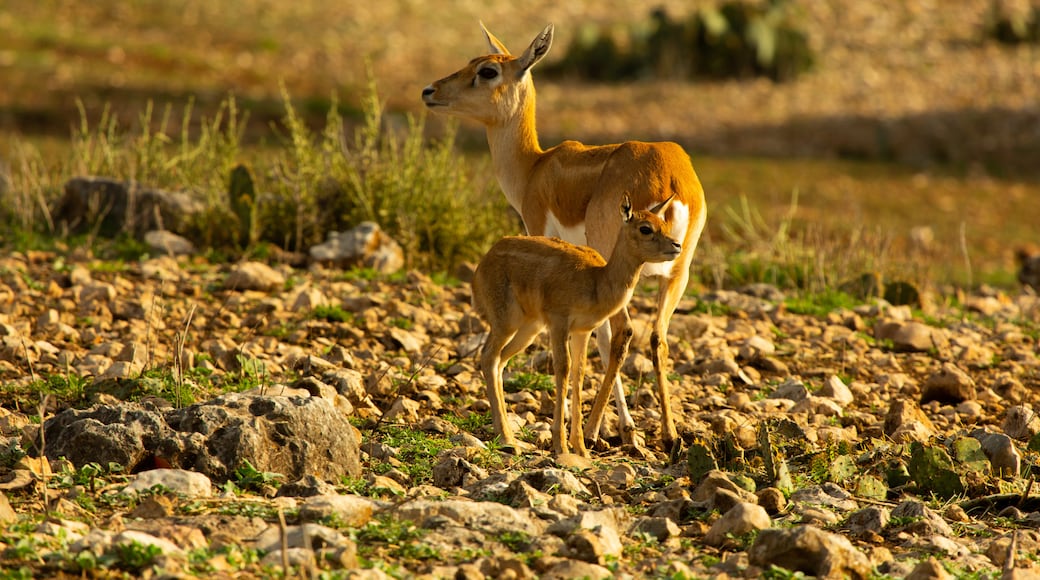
(639, 225, 653, 235)
(477, 67, 498, 80)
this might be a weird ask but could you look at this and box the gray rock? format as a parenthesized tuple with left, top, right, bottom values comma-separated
(846, 506, 890, 537)
(692, 470, 757, 506)
(705, 502, 771, 547)
(890, 500, 953, 536)
(308, 222, 404, 274)
(540, 559, 613, 580)
(121, 468, 212, 498)
(921, 362, 976, 404)
(298, 495, 376, 527)
(972, 430, 1022, 477)
(43, 394, 361, 483)
(113, 530, 185, 557)
(395, 499, 542, 535)
(253, 522, 351, 552)
(0, 492, 16, 525)
(756, 487, 787, 515)
(322, 368, 368, 403)
(770, 379, 810, 402)
(224, 261, 285, 292)
(905, 557, 953, 580)
(565, 527, 614, 565)
(819, 375, 855, 406)
(548, 509, 625, 559)
(278, 474, 339, 497)
(433, 455, 489, 489)
(789, 483, 859, 512)
(518, 468, 590, 496)
(1002, 405, 1040, 441)
(883, 400, 936, 441)
(55, 176, 204, 237)
(874, 320, 948, 353)
(630, 516, 681, 542)
(143, 229, 195, 256)
(749, 525, 871, 580)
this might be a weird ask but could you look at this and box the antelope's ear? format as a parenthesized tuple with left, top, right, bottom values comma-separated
(649, 194, 676, 218)
(517, 23, 553, 73)
(620, 194, 634, 223)
(481, 22, 510, 55)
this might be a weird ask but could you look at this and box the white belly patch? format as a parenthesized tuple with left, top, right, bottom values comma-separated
(642, 200, 690, 278)
(544, 212, 587, 246)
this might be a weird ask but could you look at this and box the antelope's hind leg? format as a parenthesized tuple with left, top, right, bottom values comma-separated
(653, 269, 690, 454)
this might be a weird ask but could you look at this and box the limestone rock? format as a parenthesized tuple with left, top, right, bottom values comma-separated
(42, 394, 361, 482)
(224, 261, 285, 292)
(705, 502, 771, 547)
(55, 176, 204, 237)
(309, 222, 404, 274)
(748, 525, 871, 580)
(143, 229, 195, 256)
(921, 363, 977, 405)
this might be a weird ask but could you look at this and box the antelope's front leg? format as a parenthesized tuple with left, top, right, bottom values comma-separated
(586, 310, 633, 448)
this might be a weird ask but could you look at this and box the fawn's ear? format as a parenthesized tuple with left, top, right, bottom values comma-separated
(517, 23, 553, 73)
(620, 194, 634, 222)
(481, 22, 510, 55)
(649, 194, 676, 218)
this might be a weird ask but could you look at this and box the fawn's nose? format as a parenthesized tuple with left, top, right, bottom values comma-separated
(422, 86, 435, 98)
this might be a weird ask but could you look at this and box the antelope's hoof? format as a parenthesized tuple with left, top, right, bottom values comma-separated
(665, 438, 686, 464)
(500, 439, 534, 455)
(621, 427, 645, 449)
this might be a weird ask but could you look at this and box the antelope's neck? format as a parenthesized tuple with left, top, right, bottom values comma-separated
(486, 85, 542, 214)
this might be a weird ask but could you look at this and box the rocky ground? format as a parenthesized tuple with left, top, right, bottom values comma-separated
(0, 249, 1039, 578)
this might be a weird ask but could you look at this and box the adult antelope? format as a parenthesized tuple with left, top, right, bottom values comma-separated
(423, 23, 707, 452)
(473, 196, 681, 457)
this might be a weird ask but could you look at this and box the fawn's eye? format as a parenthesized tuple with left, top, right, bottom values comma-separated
(639, 225, 653, 235)
(477, 67, 499, 80)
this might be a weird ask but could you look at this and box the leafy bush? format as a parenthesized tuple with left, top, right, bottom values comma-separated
(985, 1, 1040, 44)
(544, 0, 814, 83)
(0, 83, 516, 273)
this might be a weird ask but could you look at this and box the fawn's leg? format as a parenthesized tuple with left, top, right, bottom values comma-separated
(480, 328, 518, 448)
(568, 331, 592, 457)
(549, 324, 571, 456)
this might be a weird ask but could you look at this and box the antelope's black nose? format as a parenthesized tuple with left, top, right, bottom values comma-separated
(422, 86, 435, 97)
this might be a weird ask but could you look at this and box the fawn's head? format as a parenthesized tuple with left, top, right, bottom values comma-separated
(619, 194, 683, 264)
(422, 23, 553, 125)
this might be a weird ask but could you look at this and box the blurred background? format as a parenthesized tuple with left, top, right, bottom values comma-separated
(2, 0, 1037, 167)
(0, 0, 1038, 287)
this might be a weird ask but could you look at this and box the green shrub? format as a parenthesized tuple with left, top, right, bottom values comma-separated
(0, 82, 516, 274)
(986, 1, 1040, 44)
(544, 1, 814, 83)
